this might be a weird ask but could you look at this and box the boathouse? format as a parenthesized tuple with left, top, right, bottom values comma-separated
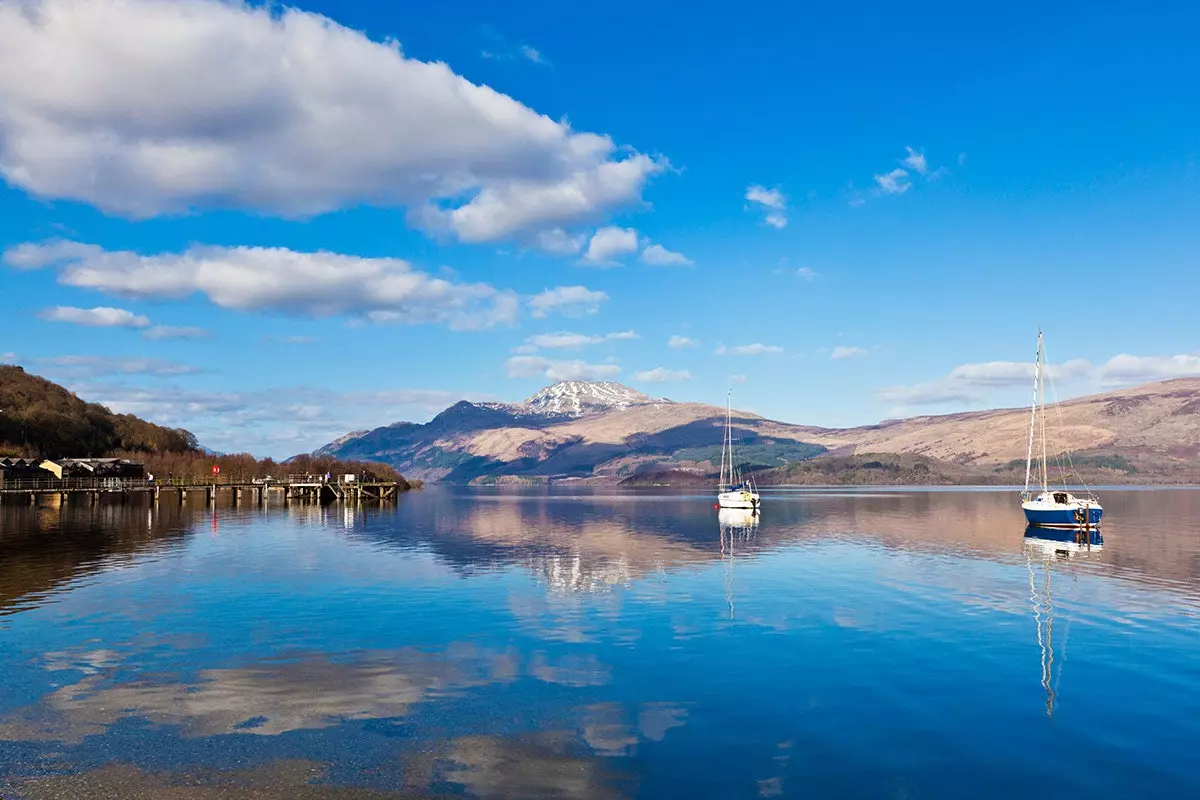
(0, 457, 51, 485)
(38, 458, 145, 480)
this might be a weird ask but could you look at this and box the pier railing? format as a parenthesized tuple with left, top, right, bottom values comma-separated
(0, 474, 386, 492)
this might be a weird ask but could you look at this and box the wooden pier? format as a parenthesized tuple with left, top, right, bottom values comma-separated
(0, 474, 405, 506)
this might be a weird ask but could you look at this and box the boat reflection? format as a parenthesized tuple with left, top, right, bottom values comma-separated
(1023, 525, 1102, 718)
(719, 508, 759, 619)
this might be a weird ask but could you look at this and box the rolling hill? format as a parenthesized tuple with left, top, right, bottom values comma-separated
(316, 378, 1200, 484)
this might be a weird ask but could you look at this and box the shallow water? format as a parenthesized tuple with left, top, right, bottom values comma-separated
(1, 487, 1198, 798)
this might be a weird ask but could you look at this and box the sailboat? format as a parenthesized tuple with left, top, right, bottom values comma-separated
(717, 390, 761, 510)
(1021, 330, 1103, 529)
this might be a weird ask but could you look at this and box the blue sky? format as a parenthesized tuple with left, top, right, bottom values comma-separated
(1, 0, 1198, 456)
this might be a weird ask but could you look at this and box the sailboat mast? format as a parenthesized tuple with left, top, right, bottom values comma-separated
(1038, 331, 1049, 493)
(1024, 331, 1040, 495)
(719, 390, 730, 490)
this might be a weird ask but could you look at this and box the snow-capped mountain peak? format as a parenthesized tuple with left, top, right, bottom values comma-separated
(523, 381, 653, 417)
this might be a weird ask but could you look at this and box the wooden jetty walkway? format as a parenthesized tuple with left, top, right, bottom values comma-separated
(0, 474, 405, 506)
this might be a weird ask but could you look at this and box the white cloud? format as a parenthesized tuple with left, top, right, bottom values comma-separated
(6, 241, 517, 329)
(902, 146, 928, 175)
(633, 367, 692, 382)
(144, 325, 211, 340)
(745, 185, 785, 210)
(36, 355, 199, 378)
(641, 244, 693, 266)
(3, 239, 103, 269)
(728, 373, 747, 384)
(528, 285, 608, 318)
(524, 330, 638, 349)
(668, 335, 696, 348)
(2, 352, 18, 363)
(795, 267, 818, 281)
(1098, 354, 1200, 384)
(745, 184, 787, 228)
(715, 343, 784, 356)
(520, 44, 548, 65)
(38, 305, 149, 328)
(61, 380, 489, 457)
(534, 228, 585, 255)
(831, 346, 868, 360)
(874, 168, 911, 195)
(506, 356, 620, 381)
(582, 227, 639, 265)
(873, 354, 1200, 408)
(957, 153, 968, 166)
(0, 0, 663, 242)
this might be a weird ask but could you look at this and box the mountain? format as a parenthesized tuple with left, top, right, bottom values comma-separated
(315, 377, 1200, 485)
(316, 379, 824, 483)
(522, 380, 654, 416)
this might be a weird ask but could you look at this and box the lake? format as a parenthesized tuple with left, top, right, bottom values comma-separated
(1, 487, 1198, 798)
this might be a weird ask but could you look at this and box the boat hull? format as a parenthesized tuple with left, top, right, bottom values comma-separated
(1022, 505, 1103, 529)
(717, 491, 760, 509)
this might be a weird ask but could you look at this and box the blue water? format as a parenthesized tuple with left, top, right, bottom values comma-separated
(1, 487, 1198, 798)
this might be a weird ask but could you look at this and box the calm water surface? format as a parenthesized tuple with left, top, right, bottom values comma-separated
(1, 488, 1198, 798)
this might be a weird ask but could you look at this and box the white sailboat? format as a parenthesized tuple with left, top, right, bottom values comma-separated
(717, 390, 761, 510)
(1021, 330, 1103, 528)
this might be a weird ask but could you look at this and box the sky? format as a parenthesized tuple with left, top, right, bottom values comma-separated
(1, 0, 1198, 457)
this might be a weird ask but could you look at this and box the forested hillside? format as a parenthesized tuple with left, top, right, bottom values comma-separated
(0, 365, 196, 456)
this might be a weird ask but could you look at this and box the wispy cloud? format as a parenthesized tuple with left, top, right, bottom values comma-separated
(534, 228, 586, 255)
(715, 343, 784, 356)
(633, 367, 692, 382)
(528, 286, 609, 318)
(745, 184, 787, 228)
(59, 380, 489, 458)
(144, 325, 211, 340)
(795, 267, 818, 281)
(830, 346, 868, 360)
(506, 356, 620, 381)
(901, 146, 927, 175)
(520, 44, 549, 65)
(745, 185, 785, 210)
(524, 330, 638, 350)
(873, 168, 911, 195)
(581, 227, 639, 266)
(876, 352, 1200, 408)
(641, 243, 693, 266)
(36, 355, 200, 379)
(668, 335, 697, 348)
(37, 305, 149, 328)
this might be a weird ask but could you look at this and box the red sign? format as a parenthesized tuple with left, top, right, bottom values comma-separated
(212, 465, 220, 475)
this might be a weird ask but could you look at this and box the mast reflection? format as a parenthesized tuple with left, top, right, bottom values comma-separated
(1023, 525, 1103, 717)
(719, 508, 759, 620)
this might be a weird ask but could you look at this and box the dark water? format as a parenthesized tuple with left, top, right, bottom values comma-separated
(1, 488, 1199, 798)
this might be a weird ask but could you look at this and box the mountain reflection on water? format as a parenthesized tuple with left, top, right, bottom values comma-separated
(1, 487, 1199, 798)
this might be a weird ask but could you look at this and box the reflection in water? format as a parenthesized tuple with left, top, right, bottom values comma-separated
(0, 645, 519, 743)
(1024, 526, 1104, 718)
(403, 733, 629, 799)
(1, 489, 1199, 798)
(10, 760, 404, 799)
(718, 508, 759, 620)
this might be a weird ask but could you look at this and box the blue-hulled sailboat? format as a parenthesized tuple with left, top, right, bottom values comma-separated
(1020, 331, 1103, 529)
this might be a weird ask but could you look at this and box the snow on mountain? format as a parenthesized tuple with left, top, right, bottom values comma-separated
(523, 381, 655, 417)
